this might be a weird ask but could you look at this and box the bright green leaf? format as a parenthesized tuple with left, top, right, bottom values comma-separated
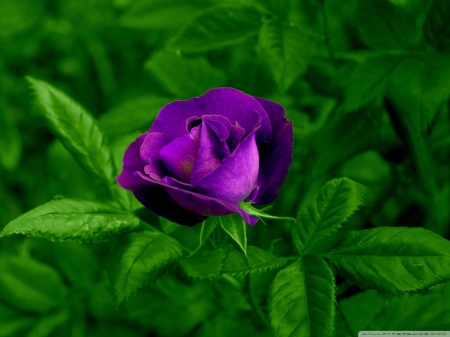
(386, 54, 450, 135)
(26, 77, 116, 187)
(0, 98, 22, 170)
(169, 4, 263, 53)
(221, 246, 288, 276)
(259, 18, 312, 92)
(0, 254, 67, 313)
(190, 216, 219, 256)
(268, 255, 336, 337)
(240, 202, 295, 224)
(107, 231, 183, 304)
(293, 178, 367, 255)
(327, 227, 450, 292)
(0, 198, 140, 242)
(220, 213, 247, 255)
(145, 51, 227, 98)
(179, 248, 225, 279)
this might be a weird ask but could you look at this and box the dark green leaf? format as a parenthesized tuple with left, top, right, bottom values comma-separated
(98, 95, 171, 139)
(0, 198, 140, 242)
(0, 302, 35, 337)
(343, 55, 402, 112)
(179, 248, 225, 279)
(25, 308, 70, 337)
(386, 54, 450, 135)
(268, 255, 336, 337)
(26, 77, 116, 187)
(221, 246, 288, 276)
(107, 231, 183, 304)
(259, 18, 312, 92)
(145, 51, 227, 98)
(352, 0, 430, 50)
(424, 0, 450, 51)
(0, 98, 22, 170)
(293, 178, 367, 255)
(0, 254, 67, 313)
(169, 4, 263, 53)
(120, 0, 214, 30)
(220, 213, 247, 255)
(327, 227, 450, 292)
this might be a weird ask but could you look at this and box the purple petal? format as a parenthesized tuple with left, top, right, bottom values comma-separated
(248, 98, 293, 204)
(192, 115, 260, 205)
(138, 173, 258, 225)
(150, 88, 272, 144)
(159, 125, 200, 183)
(139, 132, 172, 181)
(190, 118, 229, 183)
(227, 123, 245, 154)
(117, 133, 148, 190)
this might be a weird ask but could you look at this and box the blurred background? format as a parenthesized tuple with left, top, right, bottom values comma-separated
(0, 0, 449, 336)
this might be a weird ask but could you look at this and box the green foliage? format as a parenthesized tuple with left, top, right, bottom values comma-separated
(190, 216, 219, 255)
(327, 227, 450, 292)
(219, 213, 247, 255)
(268, 256, 336, 337)
(259, 18, 312, 92)
(169, 4, 263, 53)
(107, 231, 183, 304)
(292, 177, 367, 254)
(0, 98, 22, 170)
(26, 77, 117, 187)
(1, 199, 140, 242)
(179, 248, 225, 280)
(0, 254, 67, 313)
(145, 51, 227, 98)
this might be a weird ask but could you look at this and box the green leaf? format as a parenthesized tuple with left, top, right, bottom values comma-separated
(25, 308, 70, 337)
(424, 0, 450, 51)
(26, 77, 116, 187)
(327, 227, 450, 292)
(0, 98, 22, 170)
(0, 302, 35, 337)
(120, 0, 214, 30)
(340, 281, 450, 332)
(52, 241, 98, 287)
(352, 0, 430, 50)
(339, 289, 388, 334)
(1, 198, 140, 242)
(268, 255, 336, 337)
(221, 246, 289, 276)
(343, 55, 402, 112)
(107, 231, 183, 304)
(145, 51, 227, 98)
(0, 254, 67, 313)
(220, 213, 247, 255)
(169, 4, 263, 53)
(386, 54, 450, 135)
(179, 248, 225, 279)
(293, 178, 367, 255)
(240, 202, 296, 224)
(334, 306, 354, 337)
(190, 216, 219, 256)
(259, 18, 311, 92)
(98, 95, 171, 140)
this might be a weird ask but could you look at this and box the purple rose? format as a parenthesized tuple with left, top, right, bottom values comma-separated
(117, 88, 293, 226)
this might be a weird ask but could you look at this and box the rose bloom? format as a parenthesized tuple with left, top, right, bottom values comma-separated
(117, 88, 293, 226)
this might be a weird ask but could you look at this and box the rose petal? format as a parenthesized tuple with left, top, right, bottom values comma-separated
(117, 132, 148, 190)
(150, 88, 272, 144)
(190, 118, 229, 183)
(192, 113, 260, 205)
(139, 132, 172, 180)
(227, 123, 245, 154)
(159, 125, 200, 183)
(137, 173, 258, 225)
(248, 98, 293, 204)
